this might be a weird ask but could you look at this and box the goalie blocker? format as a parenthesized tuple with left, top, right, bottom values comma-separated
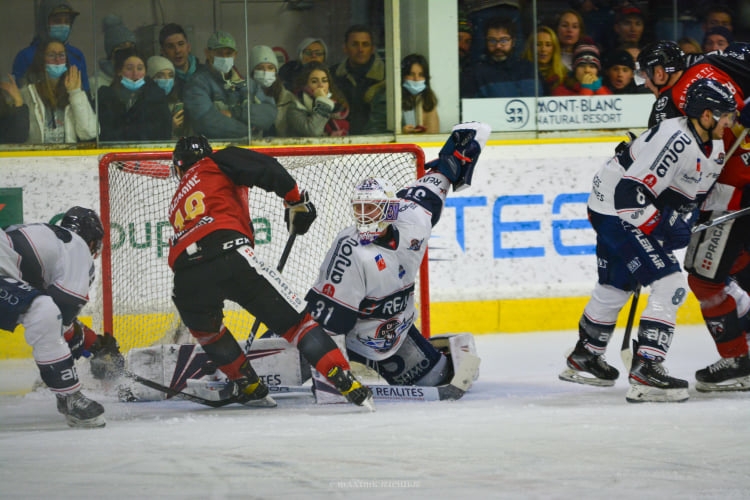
(120, 333, 479, 404)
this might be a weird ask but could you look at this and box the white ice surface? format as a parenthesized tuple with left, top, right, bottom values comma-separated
(1, 326, 749, 499)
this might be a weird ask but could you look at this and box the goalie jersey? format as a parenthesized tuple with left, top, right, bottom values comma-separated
(306, 171, 450, 362)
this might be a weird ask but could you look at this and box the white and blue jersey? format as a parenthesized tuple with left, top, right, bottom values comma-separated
(306, 171, 450, 361)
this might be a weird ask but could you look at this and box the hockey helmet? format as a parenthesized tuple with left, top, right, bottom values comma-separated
(172, 135, 212, 176)
(351, 177, 399, 244)
(684, 78, 737, 120)
(60, 206, 104, 256)
(635, 41, 685, 85)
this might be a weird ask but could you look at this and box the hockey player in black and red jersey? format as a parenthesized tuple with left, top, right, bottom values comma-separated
(559, 79, 738, 402)
(636, 40, 750, 391)
(168, 136, 374, 410)
(1, 207, 122, 428)
(304, 122, 489, 388)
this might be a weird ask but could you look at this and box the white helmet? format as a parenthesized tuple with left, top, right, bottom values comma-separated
(351, 177, 399, 244)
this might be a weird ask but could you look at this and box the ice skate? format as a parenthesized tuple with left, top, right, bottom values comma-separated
(327, 366, 375, 411)
(559, 341, 619, 387)
(626, 354, 689, 403)
(233, 376, 277, 408)
(56, 391, 106, 428)
(695, 354, 750, 392)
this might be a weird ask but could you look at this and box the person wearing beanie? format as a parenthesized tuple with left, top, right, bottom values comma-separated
(249, 44, 296, 137)
(278, 37, 329, 91)
(147, 55, 188, 137)
(553, 42, 612, 96)
(91, 14, 136, 93)
(12, 0, 91, 94)
(703, 26, 733, 53)
(611, 6, 645, 55)
(601, 48, 649, 94)
(182, 30, 276, 139)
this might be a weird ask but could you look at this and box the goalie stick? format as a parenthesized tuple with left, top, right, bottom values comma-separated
(691, 206, 750, 233)
(244, 229, 297, 352)
(121, 369, 235, 408)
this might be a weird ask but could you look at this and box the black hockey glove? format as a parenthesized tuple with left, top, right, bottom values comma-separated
(284, 190, 317, 235)
(651, 207, 691, 251)
(89, 333, 125, 380)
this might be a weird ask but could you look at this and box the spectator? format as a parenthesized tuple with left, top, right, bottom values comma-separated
(553, 43, 612, 96)
(522, 25, 567, 95)
(602, 48, 646, 94)
(471, 16, 541, 98)
(278, 37, 328, 92)
(461, 0, 523, 63)
(13, 1, 90, 93)
(287, 61, 349, 137)
(702, 26, 733, 53)
(91, 14, 136, 93)
(249, 45, 296, 137)
(331, 24, 387, 135)
(147, 55, 188, 138)
(556, 9, 586, 70)
(702, 4, 733, 33)
(608, 6, 647, 62)
(0, 75, 30, 144)
(400, 54, 439, 134)
(183, 30, 276, 140)
(19, 38, 96, 143)
(459, 12, 474, 98)
(574, 0, 615, 48)
(97, 48, 171, 142)
(678, 36, 702, 55)
(158, 23, 202, 100)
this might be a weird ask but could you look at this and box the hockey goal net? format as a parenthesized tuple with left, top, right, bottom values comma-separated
(98, 144, 428, 353)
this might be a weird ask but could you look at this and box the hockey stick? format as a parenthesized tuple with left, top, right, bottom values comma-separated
(691, 206, 750, 233)
(244, 229, 297, 352)
(121, 369, 235, 408)
(620, 286, 640, 370)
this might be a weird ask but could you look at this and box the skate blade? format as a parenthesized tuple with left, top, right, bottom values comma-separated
(695, 375, 750, 393)
(359, 395, 376, 412)
(65, 415, 106, 428)
(240, 395, 278, 408)
(558, 368, 615, 387)
(625, 384, 689, 403)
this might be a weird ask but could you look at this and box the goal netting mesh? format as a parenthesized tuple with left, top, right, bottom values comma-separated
(98, 145, 428, 354)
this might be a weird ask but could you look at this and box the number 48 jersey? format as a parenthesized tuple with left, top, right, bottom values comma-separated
(305, 171, 450, 362)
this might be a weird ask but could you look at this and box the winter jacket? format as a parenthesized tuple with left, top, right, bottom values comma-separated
(331, 56, 386, 134)
(97, 79, 172, 141)
(20, 84, 97, 143)
(287, 91, 349, 137)
(472, 55, 540, 98)
(552, 76, 613, 96)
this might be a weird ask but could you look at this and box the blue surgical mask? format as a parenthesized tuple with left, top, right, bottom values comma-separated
(403, 79, 426, 95)
(253, 70, 277, 88)
(212, 56, 234, 75)
(45, 63, 67, 79)
(121, 76, 146, 91)
(48, 24, 71, 42)
(155, 78, 175, 95)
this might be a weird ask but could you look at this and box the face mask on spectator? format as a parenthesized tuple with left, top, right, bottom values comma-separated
(253, 70, 276, 88)
(48, 24, 71, 42)
(121, 76, 145, 91)
(403, 79, 426, 95)
(212, 56, 234, 75)
(45, 63, 67, 79)
(155, 78, 175, 95)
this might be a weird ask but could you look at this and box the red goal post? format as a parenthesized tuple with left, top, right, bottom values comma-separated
(98, 144, 429, 353)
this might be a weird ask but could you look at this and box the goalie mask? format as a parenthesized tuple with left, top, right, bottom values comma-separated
(61, 206, 104, 256)
(351, 177, 399, 244)
(172, 135, 213, 177)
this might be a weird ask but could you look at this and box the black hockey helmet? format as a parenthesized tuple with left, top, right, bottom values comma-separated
(684, 78, 737, 120)
(636, 40, 685, 82)
(60, 206, 104, 255)
(724, 41, 750, 58)
(172, 136, 212, 176)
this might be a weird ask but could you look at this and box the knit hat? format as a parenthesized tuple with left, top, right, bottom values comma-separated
(603, 49, 634, 70)
(296, 37, 328, 60)
(703, 26, 734, 46)
(458, 12, 473, 34)
(207, 31, 236, 51)
(146, 55, 175, 79)
(102, 14, 136, 58)
(574, 43, 601, 70)
(249, 45, 278, 71)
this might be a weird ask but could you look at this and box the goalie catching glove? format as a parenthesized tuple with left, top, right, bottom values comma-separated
(431, 121, 491, 191)
(65, 321, 125, 380)
(284, 189, 317, 235)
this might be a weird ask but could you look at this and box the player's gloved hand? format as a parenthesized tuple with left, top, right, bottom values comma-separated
(651, 207, 691, 251)
(434, 122, 491, 192)
(89, 332, 125, 380)
(284, 190, 317, 235)
(64, 320, 98, 359)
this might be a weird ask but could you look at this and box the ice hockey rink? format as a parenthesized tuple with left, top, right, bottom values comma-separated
(1, 325, 749, 499)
